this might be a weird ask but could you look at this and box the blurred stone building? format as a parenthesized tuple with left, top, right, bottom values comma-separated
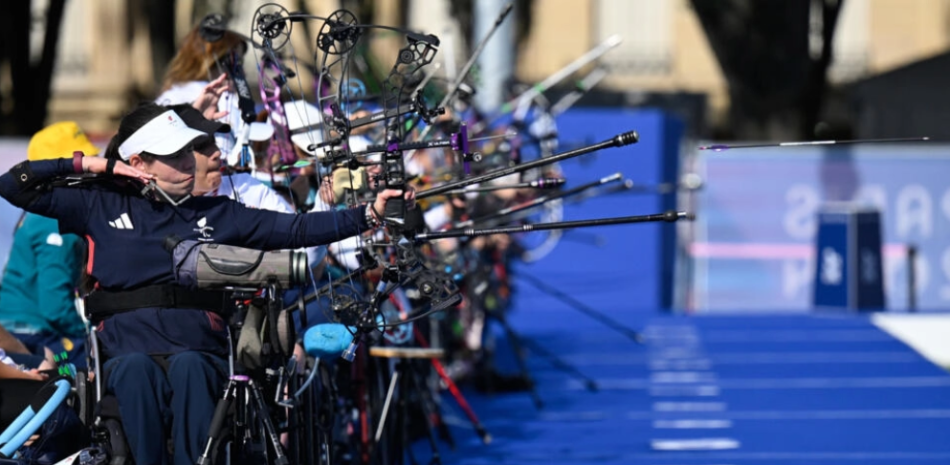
(36, 0, 950, 136)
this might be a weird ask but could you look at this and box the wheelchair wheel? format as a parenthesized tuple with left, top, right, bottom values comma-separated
(207, 425, 233, 465)
(98, 418, 130, 465)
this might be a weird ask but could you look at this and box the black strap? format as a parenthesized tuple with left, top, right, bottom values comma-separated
(85, 284, 228, 319)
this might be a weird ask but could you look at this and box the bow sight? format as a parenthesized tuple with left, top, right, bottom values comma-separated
(315, 91, 446, 165)
(352, 122, 482, 169)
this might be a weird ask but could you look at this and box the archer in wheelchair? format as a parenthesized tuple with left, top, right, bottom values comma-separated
(0, 102, 415, 465)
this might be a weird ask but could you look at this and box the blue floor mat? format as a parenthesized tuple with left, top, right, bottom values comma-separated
(413, 306, 950, 465)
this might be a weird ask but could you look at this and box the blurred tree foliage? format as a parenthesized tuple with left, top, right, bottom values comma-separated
(691, 0, 843, 140)
(0, 0, 65, 136)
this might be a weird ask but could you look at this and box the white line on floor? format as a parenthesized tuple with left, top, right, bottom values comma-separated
(651, 438, 741, 451)
(653, 402, 728, 412)
(653, 419, 733, 429)
(562, 351, 919, 366)
(649, 385, 721, 397)
(650, 359, 713, 370)
(628, 409, 950, 420)
(569, 376, 950, 391)
(650, 371, 718, 383)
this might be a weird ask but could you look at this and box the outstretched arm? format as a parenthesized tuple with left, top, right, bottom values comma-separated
(228, 187, 416, 250)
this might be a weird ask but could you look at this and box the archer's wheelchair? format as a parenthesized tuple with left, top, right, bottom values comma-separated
(66, 239, 315, 464)
(73, 281, 364, 465)
(75, 295, 294, 465)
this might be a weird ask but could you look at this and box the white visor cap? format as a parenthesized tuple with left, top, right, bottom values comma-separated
(284, 100, 326, 157)
(117, 110, 206, 160)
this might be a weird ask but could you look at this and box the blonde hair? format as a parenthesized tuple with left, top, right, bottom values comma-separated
(161, 24, 247, 92)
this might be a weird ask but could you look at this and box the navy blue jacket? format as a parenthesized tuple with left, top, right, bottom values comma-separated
(0, 159, 370, 358)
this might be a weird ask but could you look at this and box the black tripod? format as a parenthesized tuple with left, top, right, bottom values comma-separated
(197, 374, 289, 465)
(465, 261, 597, 411)
(480, 306, 544, 409)
(371, 347, 446, 465)
(482, 304, 599, 410)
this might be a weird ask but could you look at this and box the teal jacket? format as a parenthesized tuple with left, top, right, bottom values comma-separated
(0, 213, 86, 337)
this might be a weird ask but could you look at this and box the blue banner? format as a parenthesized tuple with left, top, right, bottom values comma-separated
(693, 145, 950, 312)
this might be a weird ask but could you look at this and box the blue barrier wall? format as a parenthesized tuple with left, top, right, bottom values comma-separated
(510, 109, 683, 312)
(693, 145, 950, 312)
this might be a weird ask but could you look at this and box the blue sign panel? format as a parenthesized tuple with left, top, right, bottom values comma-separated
(854, 209, 886, 308)
(812, 206, 885, 310)
(813, 211, 850, 308)
(692, 146, 950, 312)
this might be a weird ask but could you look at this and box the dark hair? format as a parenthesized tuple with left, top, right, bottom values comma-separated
(104, 102, 169, 162)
